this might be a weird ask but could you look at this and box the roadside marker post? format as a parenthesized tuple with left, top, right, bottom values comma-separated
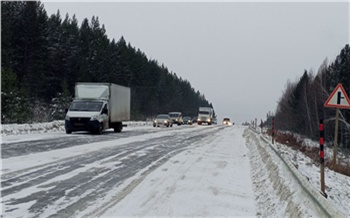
(324, 83, 350, 169)
(319, 119, 326, 197)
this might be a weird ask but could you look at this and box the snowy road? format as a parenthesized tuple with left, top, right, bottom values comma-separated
(1, 124, 346, 217)
(2, 127, 163, 159)
(3, 125, 254, 217)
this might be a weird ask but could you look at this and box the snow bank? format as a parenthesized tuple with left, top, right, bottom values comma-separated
(259, 134, 346, 218)
(1, 121, 152, 136)
(248, 127, 348, 217)
(1, 120, 65, 136)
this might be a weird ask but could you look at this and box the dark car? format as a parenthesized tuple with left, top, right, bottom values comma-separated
(192, 116, 198, 123)
(183, 116, 192, 125)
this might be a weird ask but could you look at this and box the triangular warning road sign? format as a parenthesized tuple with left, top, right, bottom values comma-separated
(324, 83, 350, 109)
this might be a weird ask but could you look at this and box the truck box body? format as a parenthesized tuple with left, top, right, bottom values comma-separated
(65, 83, 130, 134)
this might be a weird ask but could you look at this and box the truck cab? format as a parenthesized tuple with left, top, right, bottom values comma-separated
(197, 107, 214, 125)
(65, 99, 108, 134)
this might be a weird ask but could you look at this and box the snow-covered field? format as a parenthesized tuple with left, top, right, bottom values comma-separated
(1, 121, 349, 217)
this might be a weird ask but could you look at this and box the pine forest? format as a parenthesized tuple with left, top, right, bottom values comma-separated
(1, 1, 213, 124)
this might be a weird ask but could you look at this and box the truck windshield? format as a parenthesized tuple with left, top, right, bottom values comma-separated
(69, 101, 103, 112)
(169, 114, 179, 117)
(157, 115, 169, 119)
(199, 111, 210, 115)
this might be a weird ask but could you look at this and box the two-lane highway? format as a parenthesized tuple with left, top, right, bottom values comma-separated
(2, 125, 226, 217)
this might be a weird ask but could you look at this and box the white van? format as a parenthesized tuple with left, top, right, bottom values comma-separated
(168, 112, 183, 125)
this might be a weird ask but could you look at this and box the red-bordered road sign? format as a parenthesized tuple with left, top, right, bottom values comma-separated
(324, 83, 350, 109)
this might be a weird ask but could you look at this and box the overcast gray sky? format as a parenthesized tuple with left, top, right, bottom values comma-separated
(43, 1, 349, 124)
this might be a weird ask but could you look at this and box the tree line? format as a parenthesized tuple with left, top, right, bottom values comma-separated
(274, 44, 350, 148)
(1, 1, 213, 123)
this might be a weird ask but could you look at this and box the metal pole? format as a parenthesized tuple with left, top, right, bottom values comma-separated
(320, 119, 326, 196)
(333, 108, 339, 169)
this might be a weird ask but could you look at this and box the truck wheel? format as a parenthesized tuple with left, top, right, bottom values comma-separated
(198, 122, 202, 125)
(97, 123, 103, 135)
(114, 123, 122, 132)
(66, 129, 72, 134)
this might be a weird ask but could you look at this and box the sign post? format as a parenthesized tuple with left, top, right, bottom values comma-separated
(333, 108, 339, 169)
(324, 83, 350, 169)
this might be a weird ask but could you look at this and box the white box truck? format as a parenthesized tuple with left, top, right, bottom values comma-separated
(168, 112, 183, 125)
(65, 83, 130, 134)
(197, 107, 214, 125)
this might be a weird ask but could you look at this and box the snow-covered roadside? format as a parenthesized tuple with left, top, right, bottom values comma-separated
(276, 140, 350, 216)
(1, 120, 65, 136)
(244, 129, 323, 217)
(1, 120, 154, 146)
(1, 120, 152, 136)
(247, 128, 349, 216)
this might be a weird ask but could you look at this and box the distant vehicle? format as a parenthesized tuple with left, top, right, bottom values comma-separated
(153, 114, 173, 127)
(183, 116, 192, 125)
(192, 116, 198, 123)
(222, 118, 232, 125)
(169, 112, 183, 125)
(65, 83, 130, 134)
(197, 107, 214, 125)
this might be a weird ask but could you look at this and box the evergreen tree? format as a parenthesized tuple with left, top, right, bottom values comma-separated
(49, 80, 72, 121)
(13, 1, 49, 99)
(1, 69, 32, 123)
(1, 2, 215, 123)
(61, 14, 80, 94)
(77, 18, 92, 82)
(46, 10, 63, 101)
(275, 44, 350, 148)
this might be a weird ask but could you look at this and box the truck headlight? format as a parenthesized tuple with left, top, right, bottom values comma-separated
(90, 115, 99, 121)
(164, 120, 168, 123)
